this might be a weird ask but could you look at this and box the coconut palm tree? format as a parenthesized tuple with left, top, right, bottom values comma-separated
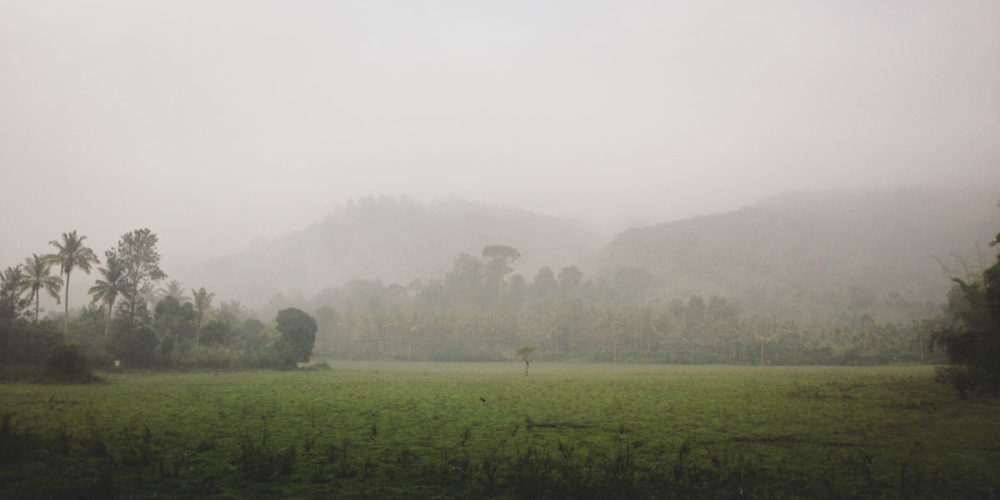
(89, 258, 124, 341)
(157, 280, 188, 304)
(48, 231, 99, 332)
(22, 253, 62, 323)
(192, 286, 214, 347)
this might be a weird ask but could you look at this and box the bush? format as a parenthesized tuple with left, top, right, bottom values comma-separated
(43, 343, 97, 384)
(269, 341, 299, 371)
(931, 230, 1000, 395)
(275, 308, 317, 363)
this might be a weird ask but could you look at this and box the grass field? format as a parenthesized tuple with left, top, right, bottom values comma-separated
(2, 362, 999, 498)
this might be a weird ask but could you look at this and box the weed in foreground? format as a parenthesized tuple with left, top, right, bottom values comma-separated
(232, 427, 298, 481)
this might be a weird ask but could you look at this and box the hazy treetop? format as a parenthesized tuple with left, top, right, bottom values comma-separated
(2, 1, 998, 271)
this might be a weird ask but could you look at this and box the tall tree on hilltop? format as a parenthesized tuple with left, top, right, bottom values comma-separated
(48, 230, 100, 332)
(108, 229, 166, 326)
(89, 256, 124, 341)
(192, 286, 214, 347)
(22, 253, 62, 323)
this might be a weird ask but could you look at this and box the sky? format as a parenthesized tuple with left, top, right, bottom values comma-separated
(2, 1, 999, 284)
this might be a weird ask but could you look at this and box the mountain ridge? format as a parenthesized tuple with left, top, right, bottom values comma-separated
(592, 186, 1000, 303)
(176, 196, 598, 305)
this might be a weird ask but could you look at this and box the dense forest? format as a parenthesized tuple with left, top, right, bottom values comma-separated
(279, 247, 940, 365)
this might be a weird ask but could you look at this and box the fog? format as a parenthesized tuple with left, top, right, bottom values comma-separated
(2, 1, 999, 301)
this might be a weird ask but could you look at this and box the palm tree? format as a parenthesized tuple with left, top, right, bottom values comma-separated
(89, 258, 123, 341)
(192, 286, 214, 347)
(22, 253, 62, 323)
(157, 280, 188, 304)
(48, 231, 99, 332)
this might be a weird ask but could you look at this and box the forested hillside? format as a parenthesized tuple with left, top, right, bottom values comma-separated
(593, 186, 1000, 308)
(179, 196, 596, 305)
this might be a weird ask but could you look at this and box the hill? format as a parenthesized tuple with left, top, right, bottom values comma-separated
(178, 196, 597, 305)
(592, 186, 1000, 305)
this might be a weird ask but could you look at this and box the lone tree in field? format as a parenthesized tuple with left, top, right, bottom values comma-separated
(276, 307, 318, 364)
(932, 228, 1000, 396)
(48, 230, 99, 333)
(516, 344, 537, 376)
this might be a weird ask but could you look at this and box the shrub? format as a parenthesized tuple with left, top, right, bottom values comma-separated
(43, 343, 97, 384)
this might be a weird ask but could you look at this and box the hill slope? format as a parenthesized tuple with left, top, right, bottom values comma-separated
(593, 186, 1000, 303)
(178, 197, 596, 304)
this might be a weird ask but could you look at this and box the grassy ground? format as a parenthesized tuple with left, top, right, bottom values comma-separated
(1, 362, 999, 498)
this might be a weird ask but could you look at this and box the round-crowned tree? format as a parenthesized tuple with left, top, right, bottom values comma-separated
(275, 307, 318, 365)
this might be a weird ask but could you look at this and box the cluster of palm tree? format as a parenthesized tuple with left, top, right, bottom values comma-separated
(16, 231, 100, 326)
(10, 230, 217, 342)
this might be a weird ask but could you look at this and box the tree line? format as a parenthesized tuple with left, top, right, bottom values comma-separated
(282, 245, 942, 365)
(0, 229, 317, 379)
(10, 228, 995, 378)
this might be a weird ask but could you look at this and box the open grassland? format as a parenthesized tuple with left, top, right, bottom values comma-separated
(2, 363, 999, 499)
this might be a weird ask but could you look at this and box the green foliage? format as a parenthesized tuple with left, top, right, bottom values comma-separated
(0, 266, 31, 324)
(516, 344, 538, 375)
(88, 256, 124, 341)
(1, 365, 998, 498)
(932, 230, 1000, 394)
(43, 343, 96, 383)
(191, 286, 214, 346)
(233, 428, 298, 481)
(306, 271, 937, 365)
(275, 307, 317, 364)
(22, 253, 62, 323)
(110, 325, 159, 369)
(198, 319, 232, 347)
(1, 320, 62, 367)
(154, 296, 197, 348)
(107, 228, 166, 326)
(0, 414, 37, 463)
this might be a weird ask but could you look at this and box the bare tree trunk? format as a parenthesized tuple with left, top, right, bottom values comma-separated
(64, 272, 70, 333)
(105, 306, 112, 342)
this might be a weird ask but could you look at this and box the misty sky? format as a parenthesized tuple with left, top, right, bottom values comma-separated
(2, 1, 999, 277)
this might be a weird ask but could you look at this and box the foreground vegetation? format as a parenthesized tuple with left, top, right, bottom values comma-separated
(2, 363, 999, 498)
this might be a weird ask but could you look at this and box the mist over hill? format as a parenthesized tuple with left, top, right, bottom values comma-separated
(592, 186, 1000, 305)
(176, 196, 598, 305)
(178, 187, 999, 311)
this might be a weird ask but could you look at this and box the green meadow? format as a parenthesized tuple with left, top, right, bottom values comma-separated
(2, 363, 999, 498)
